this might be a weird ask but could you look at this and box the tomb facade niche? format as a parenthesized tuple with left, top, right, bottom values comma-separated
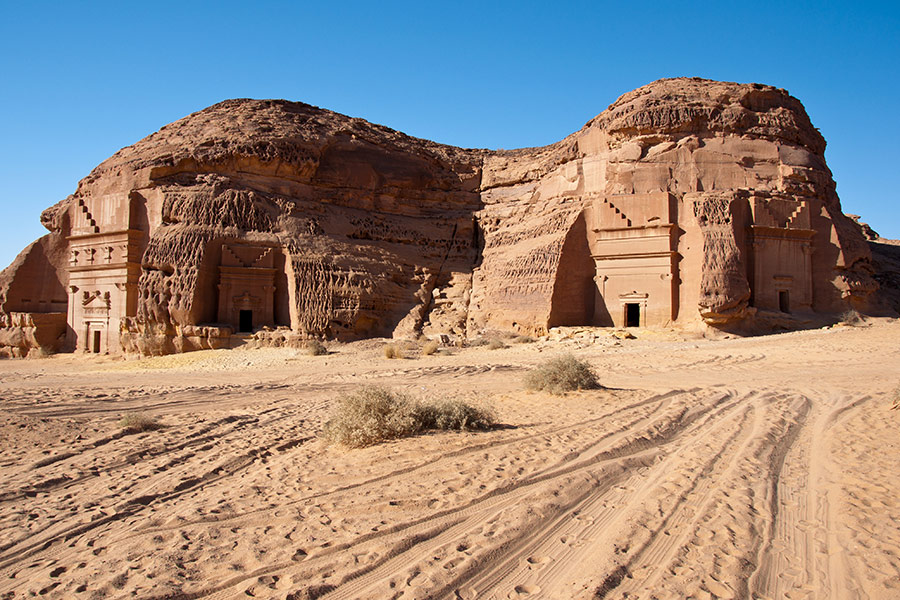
(217, 244, 278, 333)
(585, 192, 679, 328)
(746, 195, 815, 314)
(65, 193, 143, 353)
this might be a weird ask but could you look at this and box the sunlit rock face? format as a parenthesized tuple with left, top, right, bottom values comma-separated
(0, 78, 881, 356)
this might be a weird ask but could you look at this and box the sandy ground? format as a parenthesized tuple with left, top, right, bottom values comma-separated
(0, 320, 898, 600)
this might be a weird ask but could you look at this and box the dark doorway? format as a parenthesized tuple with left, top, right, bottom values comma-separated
(779, 290, 790, 313)
(92, 330, 101, 353)
(239, 310, 253, 332)
(625, 303, 641, 327)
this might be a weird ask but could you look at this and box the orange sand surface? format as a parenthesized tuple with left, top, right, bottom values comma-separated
(1, 321, 898, 599)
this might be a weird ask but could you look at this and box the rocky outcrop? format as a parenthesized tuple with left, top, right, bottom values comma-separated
(0, 78, 884, 355)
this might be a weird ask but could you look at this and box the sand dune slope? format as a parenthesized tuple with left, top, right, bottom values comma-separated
(1, 322, 898, 599)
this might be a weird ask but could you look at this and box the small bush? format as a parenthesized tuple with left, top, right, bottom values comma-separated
(513, 335, 535, 344)
(383, 343, 404, 359)
(840, 310, 864, 325)
(486, 339, 507, 350)
(467, 337, 488, 347)
(322, 387, 419, 447)
(422, 340, 440, 356)
(416, 399, 496, 431)
(525, 354, 600, 394)
(322, 386, 496, 448)
(304, 340, 328, 356)
(119, 413, 163, 434)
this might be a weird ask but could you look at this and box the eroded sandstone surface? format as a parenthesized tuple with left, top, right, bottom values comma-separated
(0, 78, 885, 356)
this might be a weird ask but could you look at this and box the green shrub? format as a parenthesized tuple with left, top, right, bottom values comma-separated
(119, 413, 164, 434)
(322, 386, 495, 448)
(524, 354, 600, 394)
(421, 340, 440, 356)
(383, 343, 404, 359)
(304, 340, 328, 356)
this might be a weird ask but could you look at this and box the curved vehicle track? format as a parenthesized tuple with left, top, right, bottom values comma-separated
(0, 322, 898, 599)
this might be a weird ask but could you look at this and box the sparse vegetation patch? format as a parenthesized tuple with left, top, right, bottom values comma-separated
(322, 386, 496, 448)
(421, 340, 440, 356)
(840, 310, 864, 326)
(383, 343, 404, 359)
(118, 413, 164, 434)
(525, 354, 600, 394)
(303, 340, 328, 356)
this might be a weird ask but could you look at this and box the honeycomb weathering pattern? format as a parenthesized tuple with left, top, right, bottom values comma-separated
(0, 77, 882, 355)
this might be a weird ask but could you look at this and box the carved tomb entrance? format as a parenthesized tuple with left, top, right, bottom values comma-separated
(583, 193, 679, 328)
(217, 245, 277, 333)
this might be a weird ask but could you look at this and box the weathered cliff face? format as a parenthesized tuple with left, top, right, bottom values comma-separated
(474, 78, 877, 332)
(0, 78, 882, 355)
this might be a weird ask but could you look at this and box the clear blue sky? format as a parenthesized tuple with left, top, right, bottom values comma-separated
(1, 0, 898, 269)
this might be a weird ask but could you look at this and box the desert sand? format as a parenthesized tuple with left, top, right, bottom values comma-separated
(1, 321, 898, 599)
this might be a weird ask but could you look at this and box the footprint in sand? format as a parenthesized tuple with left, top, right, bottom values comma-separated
(511, 584, 542, 597)
(525, 555, 551, 568)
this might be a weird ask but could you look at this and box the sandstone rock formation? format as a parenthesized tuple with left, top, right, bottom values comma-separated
(0, 78, 885, 356)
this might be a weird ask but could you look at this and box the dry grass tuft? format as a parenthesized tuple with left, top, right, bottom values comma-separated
(119, 413, 164, 434)
(525, 354, 600, 394)
(416, 398, 496, 431)
(303, 340, 328, 356)
(421, 340, 440, 356)
(383, 343, 404, 359)
(513, 335, 535, 344)
(322, 386, 496, 448)
(486, 339, 507, 350)
(840, 309, 864, 325)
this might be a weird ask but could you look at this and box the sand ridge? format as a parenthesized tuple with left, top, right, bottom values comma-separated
(0, 321, 898, 599)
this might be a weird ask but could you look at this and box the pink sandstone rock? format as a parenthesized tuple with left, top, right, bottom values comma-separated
(0, 78, 887, 356)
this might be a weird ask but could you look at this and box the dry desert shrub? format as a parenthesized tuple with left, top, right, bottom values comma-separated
(416, 398, 496, 431)
(421, 339, 440, 356)
(840, 309, 864, 325)
(513, 335, 535, 344)
(383, 343, 404, 359)
(303, 340, 328, 356)
(323, 386, 419, 447)
(322, 386, 496, 448)
(486, 338, 507, 350)
(525, 354, 600, 394)
(118, 413, 163, 434)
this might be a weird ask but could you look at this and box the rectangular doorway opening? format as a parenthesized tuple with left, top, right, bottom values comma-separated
(625, 303, 641, 327)
(779, 290, 790, 313)
(239, 310, 253, 332)
(92, 330, 101, 353)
